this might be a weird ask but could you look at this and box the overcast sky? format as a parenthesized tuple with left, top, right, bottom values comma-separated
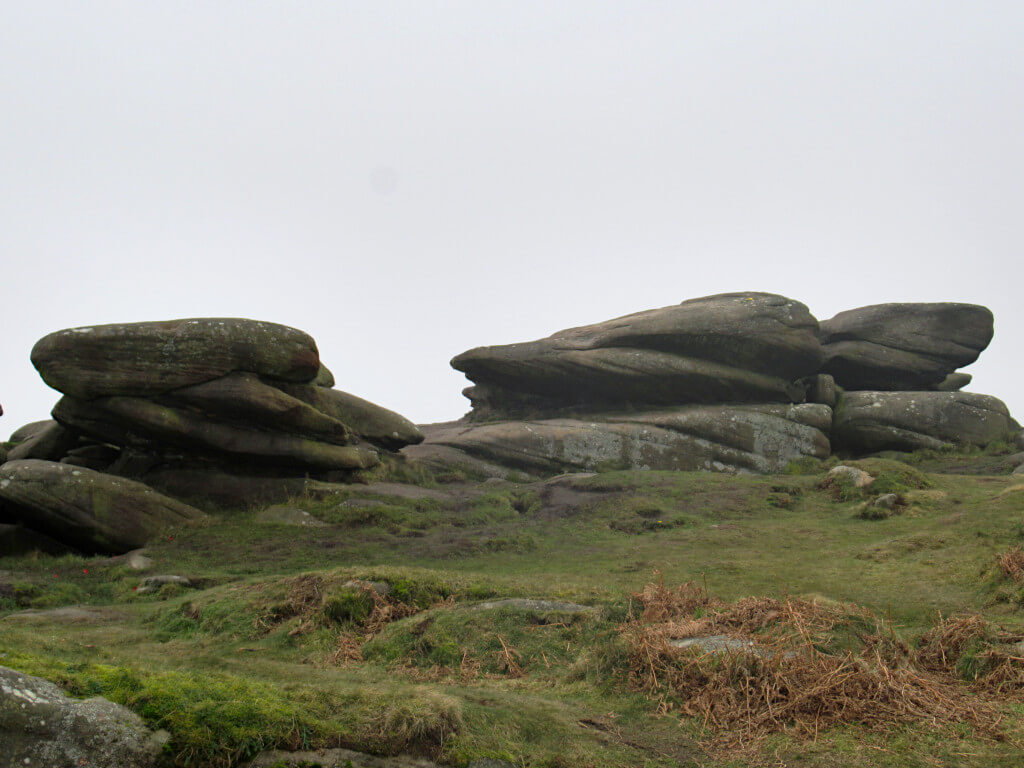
(2, 2, 1022, 432)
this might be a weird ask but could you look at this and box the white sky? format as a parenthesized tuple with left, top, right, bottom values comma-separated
(2, 2, 1022, 432)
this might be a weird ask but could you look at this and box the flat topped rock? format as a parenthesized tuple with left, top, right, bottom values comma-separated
(452, 292, 824, 418)
(820, 302, 993, 391)
(31, 317, 321, 399)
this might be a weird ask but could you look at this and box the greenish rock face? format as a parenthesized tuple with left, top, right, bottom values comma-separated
(0, 460, 206, 554)
(831, 391, 1016, 454)
(278, 384, 424, 450)
(31, 317, 321, 399)
(819, 302, 993, 391)
(451, 292, 824, 419)
(0, 665, 168, 768)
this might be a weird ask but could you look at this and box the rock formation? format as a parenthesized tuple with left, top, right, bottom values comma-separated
(424, 293, 1017, 477)
(2, 317, 423, 553)
(453, 292, 824, 420)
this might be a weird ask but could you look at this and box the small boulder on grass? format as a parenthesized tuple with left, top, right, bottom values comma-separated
(857, 493, 904, 520)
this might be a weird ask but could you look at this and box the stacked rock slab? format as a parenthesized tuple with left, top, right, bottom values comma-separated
(28, 318, 423, 475)
(818, 303, 1018, 453)
(452, 292, 825, 419)
(422, 293, 1018, 477)
(418, 293, 834, 475)
(1, 318, 424, 552)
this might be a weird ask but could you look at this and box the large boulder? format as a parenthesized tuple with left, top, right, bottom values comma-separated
(819, 303, 993, 391)
(417, 403, 831, 475)
(0, 460, 207, 553)
(31, 318, 321, 399)
(452, 293, 824, 419)
(832, 391, 1017, 453)
(0, 665, 168, 768)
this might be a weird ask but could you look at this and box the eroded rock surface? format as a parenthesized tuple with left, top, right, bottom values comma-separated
(819, 303, 993, 391)
(0, 665, 168, 768)
(0, 460, 206, 553)
(453, 292, 824, 419)
(419, 404, 831, 475)
(832, 391, 1017, 453)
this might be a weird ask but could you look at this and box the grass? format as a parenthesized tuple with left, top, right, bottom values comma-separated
(4, 456, 1024, 766)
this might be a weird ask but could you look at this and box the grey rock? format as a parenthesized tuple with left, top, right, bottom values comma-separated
(0, 460, 206, 553)
(826, 465, 875, 488)
(819, 303, 993, 391)
(254, 505, 327, 527)
(832, 391, 1016, 454)
(419, 403, 832, 475)
(6, 421, 77, 462)
(0, 664, 168, 768)
(313, 363, 336, 388)
(7, 420, 54, 444)
(31, 317, 321, 399)
(872, 493, 900, 510)
(1013, 464, 1024, 476)
(452, 292, 824, 419)
(60, 442, 121, 471)
(800, 373, 837, 408)
(936, 372, 973, 392)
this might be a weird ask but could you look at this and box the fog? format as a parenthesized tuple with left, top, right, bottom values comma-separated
(2, 2, 1021, 430)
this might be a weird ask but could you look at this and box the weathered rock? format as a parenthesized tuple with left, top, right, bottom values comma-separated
(452, 293, 824, 418)
(61, 442, 121, 470)
(8, 419, 55, 444)
(872, 493, 900, 510)
(420, 404, 831, 475)
(276, 383, 424, 450)
(52, 395, 378, 472)
(800, 373, 838, 407)
(668, 635, 764, 655)
(164, 372, 356, 446)
(6, 420, 78, 462)
(313, 363, 336, 387)
(826, 465, 875, 488)
(819, 303, 993, 391)
(31, 318, 321, 399)
(0, 523, 73, 556)
(0, 460, 207, 553)
(1014, 464, 1024, 476)
(0, 665, 169, 767)
(254, 505, 327, 527)
(936, 372, 973, 392)
(832, 391, 1016, 454)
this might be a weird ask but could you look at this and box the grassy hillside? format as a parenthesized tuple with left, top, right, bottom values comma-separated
(3, 448, 1024, 767)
